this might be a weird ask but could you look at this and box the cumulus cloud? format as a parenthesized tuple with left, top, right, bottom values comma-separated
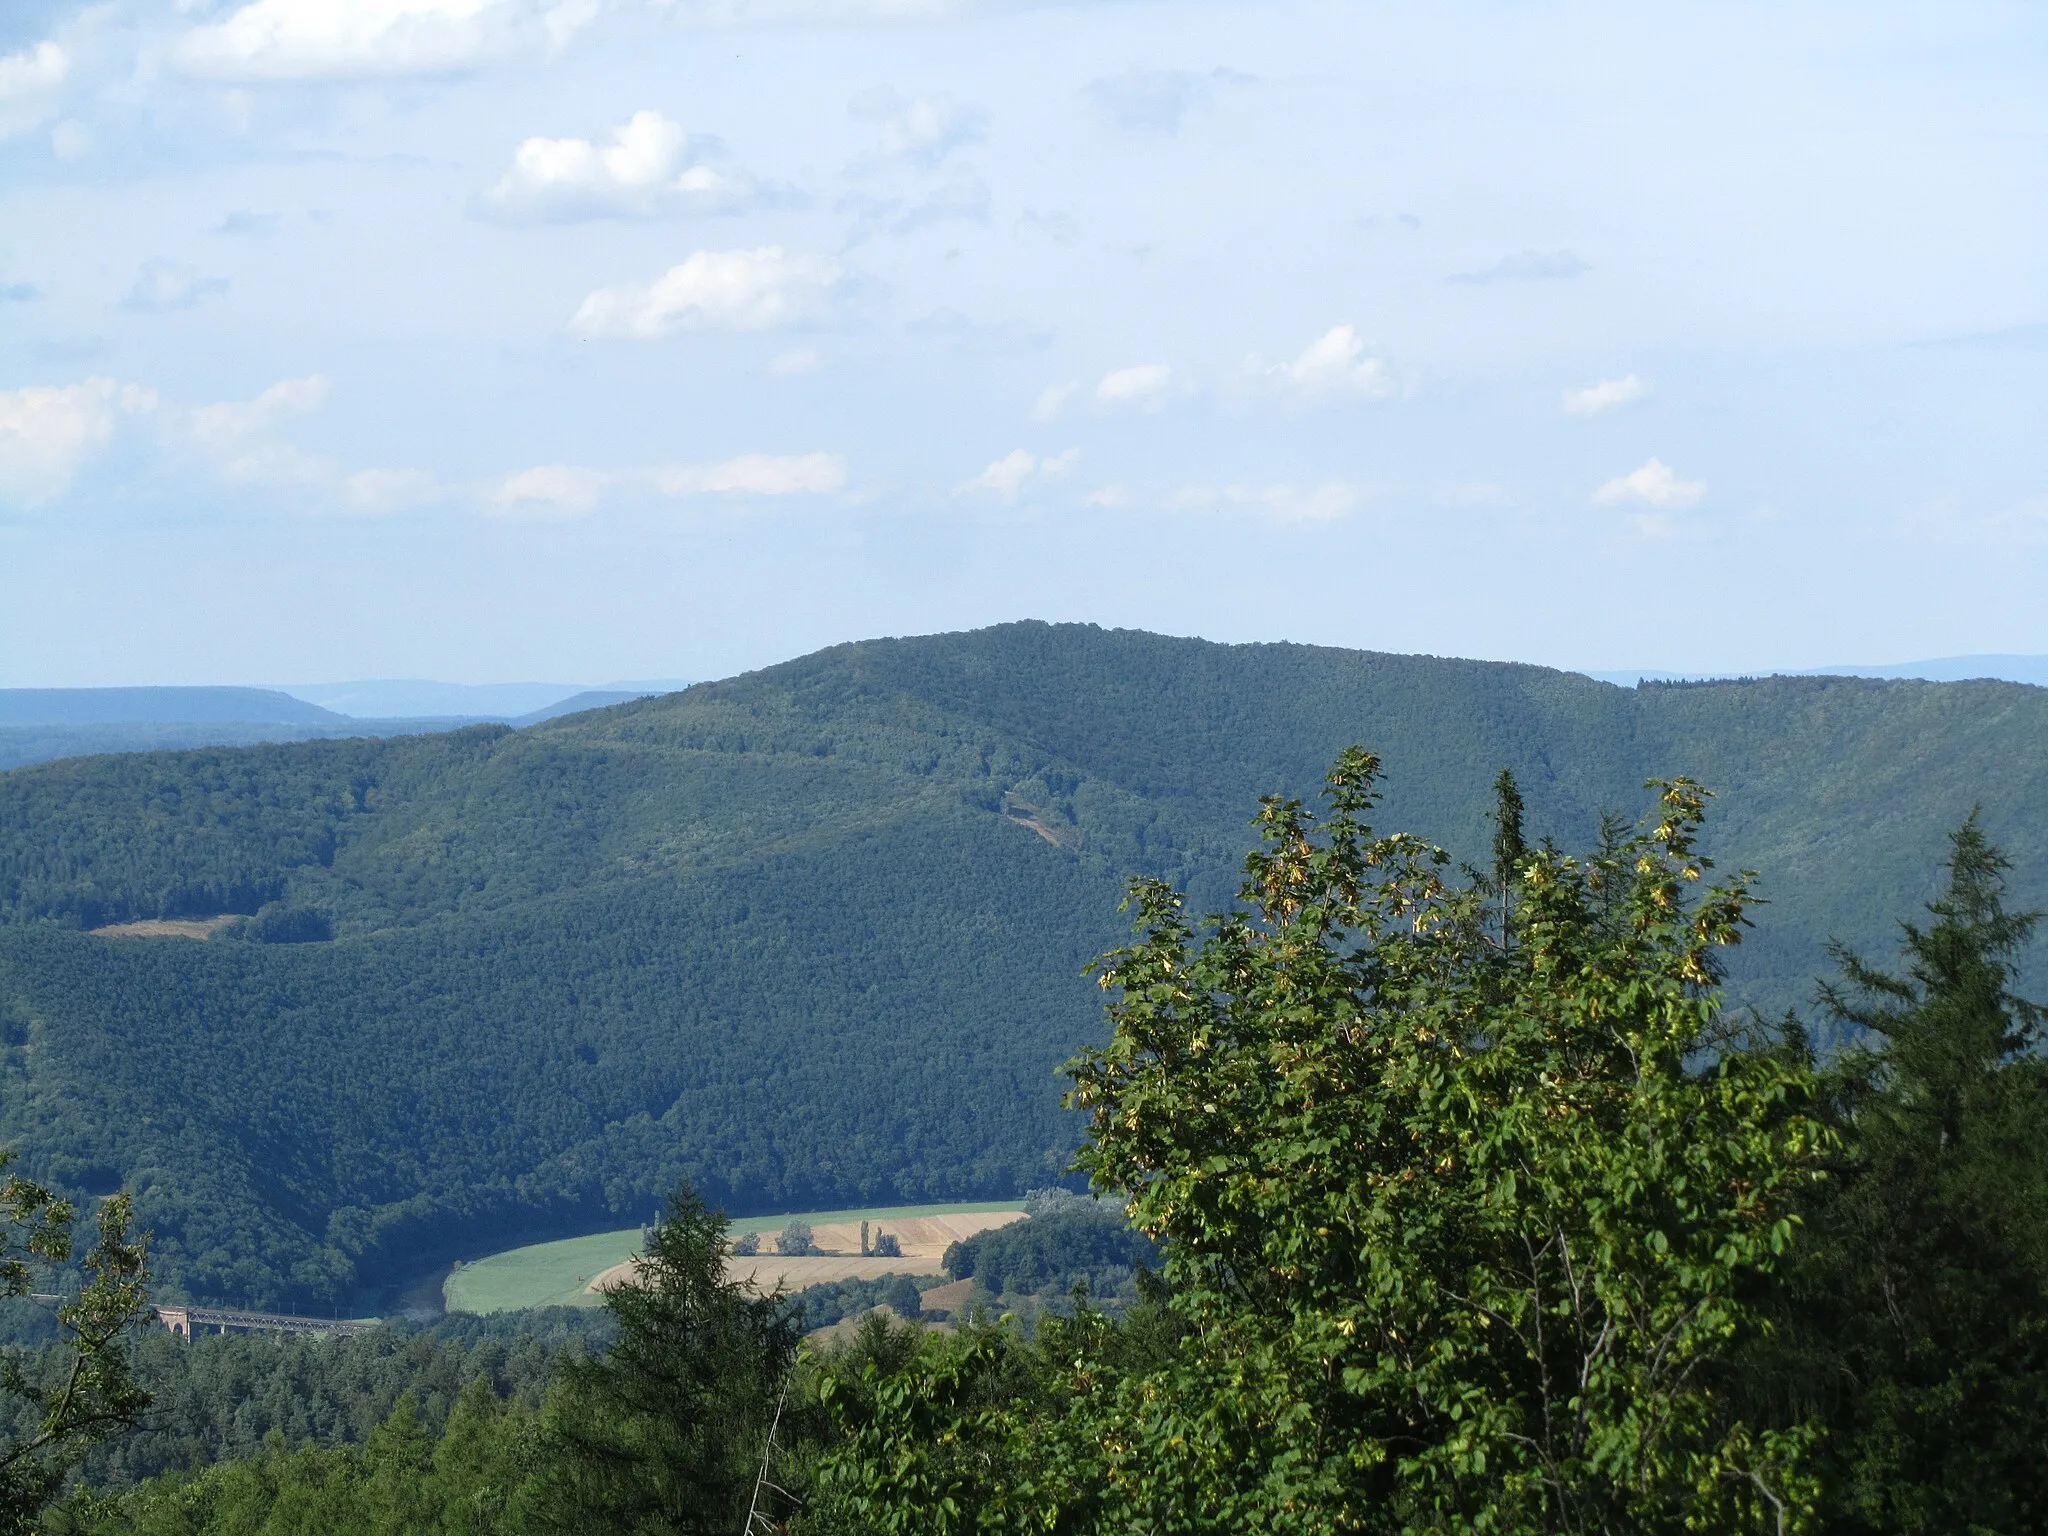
(177, 377, 336, 489)
(122, 261, 230, 312)
(1083, 67, 1251, 134)
(1450, 249, 1590, 285)
(482, 110, 777, 221)
(1096, 363, 1174, 406)
(1563, 374, 1649, 416)
(0, 372, 439, 515)
(187, 376, 329, 450)
(492, 464, 608, 516)
(175, 0, 599, 80)
(654, 453, 846, 496)
(0, 40, 67, 140)
(572, 247, 838, 338)
(967, 447, 1076, 498)
(0, 379, 156, 508)
(1593, 457, 1704, 510)
(971, 449, 1036, 497)
(849, 87, 985, 166)
(1276, 325, 1392, 399)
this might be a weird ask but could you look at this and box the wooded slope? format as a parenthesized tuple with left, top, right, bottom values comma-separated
(1, 623, 2041, 1308)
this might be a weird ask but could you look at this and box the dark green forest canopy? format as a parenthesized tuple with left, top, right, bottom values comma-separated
(0, 623, 2041, 1311)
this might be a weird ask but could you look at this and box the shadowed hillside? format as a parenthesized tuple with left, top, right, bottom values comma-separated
(0, 622, 2042, 1310)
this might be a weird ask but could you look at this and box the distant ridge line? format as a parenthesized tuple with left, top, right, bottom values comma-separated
(1584, 655, 2048, 690)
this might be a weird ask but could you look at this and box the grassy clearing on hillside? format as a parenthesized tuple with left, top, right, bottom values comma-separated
(444, 1201, 1027, 1314)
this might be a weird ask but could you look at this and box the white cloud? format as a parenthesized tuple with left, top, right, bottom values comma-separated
(122, 261, 230, 312)
(849, 87, 985, 166)
(0, 379, 156, 508)
(1563, 374, 1649, 416)
(572, 247, 838, 338)
(171, 376, 343, 493)
(1082, 485, 1128, 509)
(769, 348, 821, 375)
(1278, 325, 1392, 399)
(967, 447, 1077, 498)
(1096, 363, 1173, 405)
(971, 449, 1036, 498)
(188, 376, 330, 450)
(0, 373, 445, 516)
(175, 0, 598, 80)
(0, 41, 67, 140)
(345, 468, 442, 513)
(1593, 457, 1704, 509)
(1032, 381, 1078, 421)
(654, 453, 846, 495)
(482, 110, 772, 221)
(492, 464, 608, 516)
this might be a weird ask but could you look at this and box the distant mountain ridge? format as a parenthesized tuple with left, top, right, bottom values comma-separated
(0, 688, 345, 728)
(1587, 654, 2048, 688)
(274, 679, 693, 720)
(0, 681, 693, 772)
(0, 623, 2041, 1312)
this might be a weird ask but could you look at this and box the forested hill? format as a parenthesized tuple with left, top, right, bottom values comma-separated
(0, 622, 2042, 1311)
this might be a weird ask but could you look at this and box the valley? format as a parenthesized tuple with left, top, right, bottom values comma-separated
(2, 622, 2043, 1312)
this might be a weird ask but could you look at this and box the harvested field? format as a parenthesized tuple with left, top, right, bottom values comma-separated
(590, 1209, 1023, 1298)
(90, 916, 238, 940)
(914, 1278, 982, 1317)
(445, 1201, 1025, 1314)
(589, 1252, 945, 1296)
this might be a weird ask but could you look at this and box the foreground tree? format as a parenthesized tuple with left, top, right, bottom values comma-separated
(538, 1186, 802, 1534)
(0, 1158, 150, 1532)
(1057, 749, 1828, 1534)
(1781, 814, 2048, 1534)
(811, 749, 1829, 1534)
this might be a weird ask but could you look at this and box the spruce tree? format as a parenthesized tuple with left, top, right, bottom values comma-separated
(538, 1187, 800, 1534)
(1795, 814, 2048, 1534)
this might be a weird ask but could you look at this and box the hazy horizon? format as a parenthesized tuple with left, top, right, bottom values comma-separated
(4, 634, 2046, 704)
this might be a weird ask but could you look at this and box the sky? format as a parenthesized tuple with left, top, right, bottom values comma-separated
(1, 0, 2044, 687)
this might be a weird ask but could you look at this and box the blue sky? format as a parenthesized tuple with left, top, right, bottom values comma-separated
(1, 0, 2043, 686)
